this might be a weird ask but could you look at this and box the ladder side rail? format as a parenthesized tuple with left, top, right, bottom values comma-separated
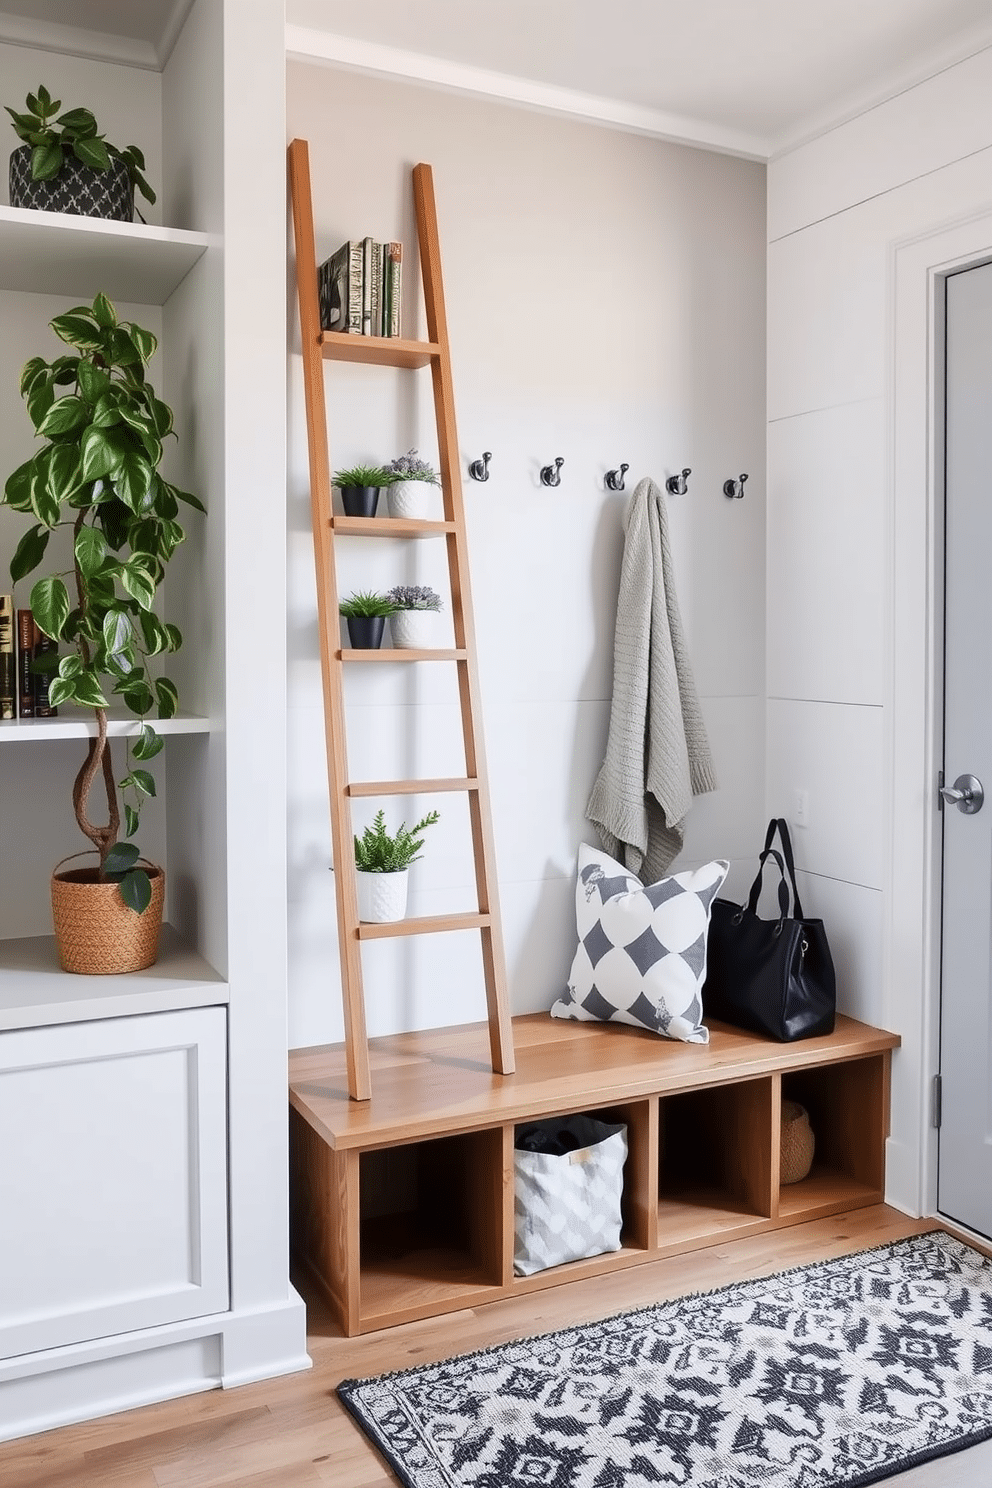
(288, 139, 372, 1101)
(412, 162, 516, 1077)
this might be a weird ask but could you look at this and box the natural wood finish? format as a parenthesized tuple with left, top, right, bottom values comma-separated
(289, 142, 515, 1097)
(346, 777, 479, 797)
(338, 647, 467, 663)
(288, 138, 370, 1101)
(355, 912, 491, 941)
(319, 330, 439, 368)
(289, 1012, 900, 1335)
(412, 161, 515, 1081)
(289, 1012, 899, 1152)
(0, 1208, 954, 1487)
(331, 515, 455, 536)
(289, 1107, 360, 1335)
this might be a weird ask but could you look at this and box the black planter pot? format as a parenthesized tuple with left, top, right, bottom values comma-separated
(341, 485, 381, 518)
(9, 145, 134, 221)
(346, 615, 386, 649)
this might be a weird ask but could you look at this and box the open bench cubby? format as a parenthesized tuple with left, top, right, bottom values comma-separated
(289, 1012, 898, 1335)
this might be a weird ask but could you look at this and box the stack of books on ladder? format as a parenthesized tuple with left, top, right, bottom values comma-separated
(318, 238, 403, 337)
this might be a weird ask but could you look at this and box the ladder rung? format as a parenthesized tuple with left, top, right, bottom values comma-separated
(347, 778, 480, 797)
(339, 648, 467, 662)
(320, 331, 440, 369)
(332, 516, 456, 536)
(356, 912, 492, 940)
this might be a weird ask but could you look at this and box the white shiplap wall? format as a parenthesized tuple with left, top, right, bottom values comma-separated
(766, 42, 992, 1214)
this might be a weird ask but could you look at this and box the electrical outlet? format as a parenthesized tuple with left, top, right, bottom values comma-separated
(793, 789, 810, 828)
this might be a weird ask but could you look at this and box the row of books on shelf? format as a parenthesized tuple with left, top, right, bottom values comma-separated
(0, 597, 58, 720)
(318, 238, 403, 338)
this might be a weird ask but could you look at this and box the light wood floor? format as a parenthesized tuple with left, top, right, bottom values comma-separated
(0, 1206, 947, 1487)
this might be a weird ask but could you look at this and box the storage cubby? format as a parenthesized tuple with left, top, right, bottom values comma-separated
(290, 1013, 899, 1336)
(658, 1078, 774, 1251)
(778, 1055, 888, 1221)
(358, 1129, 505, 1326)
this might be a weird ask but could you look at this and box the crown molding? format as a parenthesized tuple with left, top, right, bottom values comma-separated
(769, 22, 992, 159)
(0, 8, 159, 69)
(285, 26, 770, 162)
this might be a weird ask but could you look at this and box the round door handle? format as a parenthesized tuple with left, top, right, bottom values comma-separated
(940, 773, 985, 814)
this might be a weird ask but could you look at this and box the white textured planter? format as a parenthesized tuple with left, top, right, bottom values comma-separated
(389, 609, 438, 649)
(355, 868, 409, 923)
(386, 479, 439, 520)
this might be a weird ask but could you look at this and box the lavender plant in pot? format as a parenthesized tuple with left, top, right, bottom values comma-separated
(1, 292, 202, 974)
(385, 448, 440, 521)
(387, 584, 443, 649)
(353, 807, 440, 923)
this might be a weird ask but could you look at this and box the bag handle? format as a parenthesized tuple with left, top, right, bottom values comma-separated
(770, 817, 806, 920)
(744, 846, 791, 921)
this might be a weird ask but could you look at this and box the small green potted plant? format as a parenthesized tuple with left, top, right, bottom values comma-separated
(339, 589, 396, 650)
(331, 463, 395, 519)
(6, 85, 155, 222)
(386, 448, 441, 520)
(386, 584, 443, 649)
(353, 807, 440, 922)
(1, 291, 202, 974)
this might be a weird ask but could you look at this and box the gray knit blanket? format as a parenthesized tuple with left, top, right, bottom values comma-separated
(586, 476, 717, 880)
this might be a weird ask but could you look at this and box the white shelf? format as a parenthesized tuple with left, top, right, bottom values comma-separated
(0, 924, 227, 1031)
(0, 206, 210, 303)
(0, 711, 210, 743)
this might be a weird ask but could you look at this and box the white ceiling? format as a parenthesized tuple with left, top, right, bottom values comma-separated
(1, 0, 990, 157)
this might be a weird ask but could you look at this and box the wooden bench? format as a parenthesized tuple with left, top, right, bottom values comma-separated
(289, 1012, 899, 1335)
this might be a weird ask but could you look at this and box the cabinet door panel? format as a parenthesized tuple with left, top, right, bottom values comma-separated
(0, 1006, 228, 1358)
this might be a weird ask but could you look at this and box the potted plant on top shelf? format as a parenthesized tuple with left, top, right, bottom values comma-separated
(386, 448, 441, 520)
(5, 84, 156, 222)
(387, 585, 443, 649)
(353, 807, 440, 923)
(331, 463, 394, 519)
(1, 291, 204, 974)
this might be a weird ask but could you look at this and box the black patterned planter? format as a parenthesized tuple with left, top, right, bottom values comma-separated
(8, 145, 134, 221)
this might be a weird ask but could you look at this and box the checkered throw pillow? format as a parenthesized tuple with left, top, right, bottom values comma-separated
(551, 844, 729, 1044)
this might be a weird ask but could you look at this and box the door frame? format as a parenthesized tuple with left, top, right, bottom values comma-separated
(889, 209, 992, 1221)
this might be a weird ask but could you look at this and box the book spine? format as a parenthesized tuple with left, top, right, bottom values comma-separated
(33, 628, 57, 717)
(318, 242, 348, 331)
(0, 596, 14, 721)
(347, 240, 363, 333)
(369, 241, 382, 337)
(388, 242, 403, 338)
(361, 237, 373, 334)
(17, 607, 34, 718)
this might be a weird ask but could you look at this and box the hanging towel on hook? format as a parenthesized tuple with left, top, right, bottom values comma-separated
(586, 476, 717, 881)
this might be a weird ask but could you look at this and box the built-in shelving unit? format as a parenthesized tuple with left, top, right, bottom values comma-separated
(0, 0, 307, 1442)
(289, 1011, 899, 1336)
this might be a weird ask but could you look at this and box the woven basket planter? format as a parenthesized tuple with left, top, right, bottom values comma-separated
(780, 1099, 815, 1184)
(51, 859, 165, 974)
(9, 145, 134, 221)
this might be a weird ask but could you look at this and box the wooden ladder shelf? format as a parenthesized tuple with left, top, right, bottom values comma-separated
(288, 139, 515, 1100)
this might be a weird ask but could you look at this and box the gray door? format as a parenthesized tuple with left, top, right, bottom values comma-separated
(938, 259, 992, 1236)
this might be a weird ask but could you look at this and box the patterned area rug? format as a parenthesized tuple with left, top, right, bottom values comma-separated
(338, 1233, 992, 1487)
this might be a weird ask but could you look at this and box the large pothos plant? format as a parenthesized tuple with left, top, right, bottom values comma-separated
(1, 292, 204, 910)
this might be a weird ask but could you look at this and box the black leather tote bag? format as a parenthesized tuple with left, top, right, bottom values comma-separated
(703, 818, 836, 1041)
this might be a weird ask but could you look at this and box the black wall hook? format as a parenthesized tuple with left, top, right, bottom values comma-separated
(540, 456, 564, 487)
(723, 472, 749, 500)
(665, 467, 691, 495)
(605, 463, 628, 491)
(468, 451, 492, 482)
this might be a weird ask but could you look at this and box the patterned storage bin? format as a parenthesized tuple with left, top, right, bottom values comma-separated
(513, 1113, 628, 1276)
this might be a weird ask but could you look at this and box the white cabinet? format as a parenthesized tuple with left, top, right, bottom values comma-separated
(0, 1007, 228, 1359)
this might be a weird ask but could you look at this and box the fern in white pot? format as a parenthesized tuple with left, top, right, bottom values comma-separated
(353, 807, 440, 922)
